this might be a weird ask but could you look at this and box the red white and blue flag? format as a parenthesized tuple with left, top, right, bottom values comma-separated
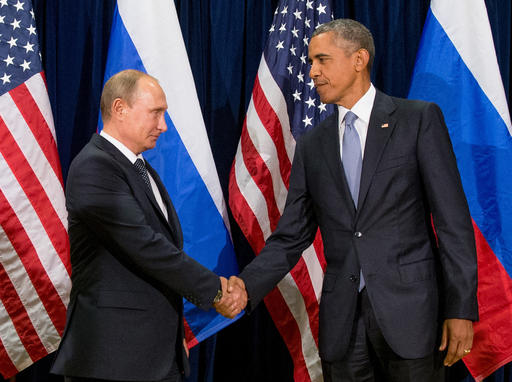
(0, 0, 70, 378)
(408, 0, 512, 380)
(101, 0, 241, 347)
(229, 1, 333, 381)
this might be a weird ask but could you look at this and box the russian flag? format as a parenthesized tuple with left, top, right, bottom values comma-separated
(100, 0, 242, 346)
(408, 0, 512, 380)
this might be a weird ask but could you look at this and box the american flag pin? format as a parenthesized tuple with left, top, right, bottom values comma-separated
(381, 123, 389, 128)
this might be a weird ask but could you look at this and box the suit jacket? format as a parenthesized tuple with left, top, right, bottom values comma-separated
(51, 134, 220, 381)
(240, 90, 478, 361)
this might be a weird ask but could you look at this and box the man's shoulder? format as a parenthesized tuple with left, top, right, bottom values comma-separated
(377, 90, 441, 115)
(68, 134, 127, 178)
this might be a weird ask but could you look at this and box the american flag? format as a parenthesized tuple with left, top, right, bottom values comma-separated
(0, 0, 70, 378)
(228, 1, 333, 380)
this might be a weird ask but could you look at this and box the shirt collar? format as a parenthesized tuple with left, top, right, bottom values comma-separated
(100, 130, 143, 164)
(337, 83, 376, 124)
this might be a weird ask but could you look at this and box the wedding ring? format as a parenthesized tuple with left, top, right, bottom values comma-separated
(464, 349, 471, 354)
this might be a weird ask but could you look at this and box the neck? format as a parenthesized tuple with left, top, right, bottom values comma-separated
(337, 78, 371, 110)
(102, 124, 141, 155)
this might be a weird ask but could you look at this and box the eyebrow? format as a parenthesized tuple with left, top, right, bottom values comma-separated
(308, 53, 330, 62)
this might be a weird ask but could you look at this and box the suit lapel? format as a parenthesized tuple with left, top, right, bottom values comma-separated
(357, 91, 397, 212)
(92, 134, 181, 244)
(145, 162, 182, 246)
(319, 110, 357, 216)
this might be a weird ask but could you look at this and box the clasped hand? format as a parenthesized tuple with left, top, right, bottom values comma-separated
(214, 276, 248, 319)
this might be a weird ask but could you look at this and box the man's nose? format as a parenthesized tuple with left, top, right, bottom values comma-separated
(309, 63, 319, 79)
(158, 114, 168, 132)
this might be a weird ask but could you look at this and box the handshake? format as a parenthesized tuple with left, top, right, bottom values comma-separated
(213, 276, 248, 319)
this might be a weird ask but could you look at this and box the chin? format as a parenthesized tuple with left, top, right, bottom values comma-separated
(318, 95, 333, 105)
(316, 92, 332, 105)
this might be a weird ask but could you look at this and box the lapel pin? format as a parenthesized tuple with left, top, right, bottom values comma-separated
(381, 123, 389, 128)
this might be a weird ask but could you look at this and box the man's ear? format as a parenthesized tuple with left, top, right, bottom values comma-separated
(112, 98, 126, 119)
(354, 49, 370, 73)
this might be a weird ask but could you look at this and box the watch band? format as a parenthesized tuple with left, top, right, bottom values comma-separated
(213, 289, 223, 304)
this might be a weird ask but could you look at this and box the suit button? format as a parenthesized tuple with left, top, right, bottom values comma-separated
(354, 231, 362, 238)
(349, 275, 358, 283)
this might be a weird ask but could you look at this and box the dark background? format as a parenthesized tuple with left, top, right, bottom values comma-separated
(7, 0, 510, 381)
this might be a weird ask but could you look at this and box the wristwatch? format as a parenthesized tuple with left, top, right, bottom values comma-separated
(213, 288, 223, 304)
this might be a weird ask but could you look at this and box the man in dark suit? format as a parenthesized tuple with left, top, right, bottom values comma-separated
(51, 70, 244, 382)
(232, 19, 478, 381)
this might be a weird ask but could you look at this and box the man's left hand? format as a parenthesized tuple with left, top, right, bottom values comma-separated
(439, 318, 473, 366)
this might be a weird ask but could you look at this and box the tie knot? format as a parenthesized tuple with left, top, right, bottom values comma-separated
(134, 158, 146, 172)
(344, 111, 358, 128)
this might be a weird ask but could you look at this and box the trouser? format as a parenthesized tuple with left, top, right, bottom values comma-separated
(64, 361, 182, 382)
(321, 289, 445, 382)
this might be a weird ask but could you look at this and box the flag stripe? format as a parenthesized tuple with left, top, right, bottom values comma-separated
(312, 231, 327, 271)
(0, 90, 65, 202)
(0, 189, 67, 337)
(240, 117, 282, 232)
(24, 74, 58, 143)
(0, 91, 67, 231)
(228, 165, 266, 253)
(0, 300, 33, 374)
(0, 261, 46, 361)
(251, 75, 292, 190)
(232, 144, 272, 248)
(287, 260, 320, 349)
(10, 83, 63, 190)
(257, 56, 295, 162)
(0, 118, 70, 276)
(293, 248, 322, 333)
(0, 337, 18, 380)
(0, 151, 70, 312)
(183, 318, 198, 348)
(264, 288, 311, 382)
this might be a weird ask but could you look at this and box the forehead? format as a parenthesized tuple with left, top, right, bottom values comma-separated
(309, 32, 346, 56)
(132, 78, 167, 105)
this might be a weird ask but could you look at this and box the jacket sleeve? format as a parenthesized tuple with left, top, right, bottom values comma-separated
(417, 102, 479, 321)
(66, 150, 220, 311)
(239, 136, 319, 310)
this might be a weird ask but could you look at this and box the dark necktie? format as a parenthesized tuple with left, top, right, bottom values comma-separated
(342, 111, 365, 291)
(134, 158, 152, 190)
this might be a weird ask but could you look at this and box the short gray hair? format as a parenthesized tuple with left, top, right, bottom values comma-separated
(313, 19, 375, 72)
(100, 69, 158, 122)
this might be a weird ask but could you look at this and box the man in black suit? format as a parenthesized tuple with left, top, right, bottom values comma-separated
(232, 19, 478, 381)
(51, 70, 244, 382)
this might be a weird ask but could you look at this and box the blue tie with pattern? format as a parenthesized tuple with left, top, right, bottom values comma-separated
(342, 111, 365, 291)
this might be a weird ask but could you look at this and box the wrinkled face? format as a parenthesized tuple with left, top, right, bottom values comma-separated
(120, 77, 168, 154)
(308, 32, 359, 106)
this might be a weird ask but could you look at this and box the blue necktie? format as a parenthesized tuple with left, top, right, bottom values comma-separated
(342, 111, 365, 291)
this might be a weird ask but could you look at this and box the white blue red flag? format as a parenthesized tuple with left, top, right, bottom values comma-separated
(0, 0, 70, 378)
(408, 0, 512, 380)
(101, 0, 240, 347)
(229, 1, 333, 380)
